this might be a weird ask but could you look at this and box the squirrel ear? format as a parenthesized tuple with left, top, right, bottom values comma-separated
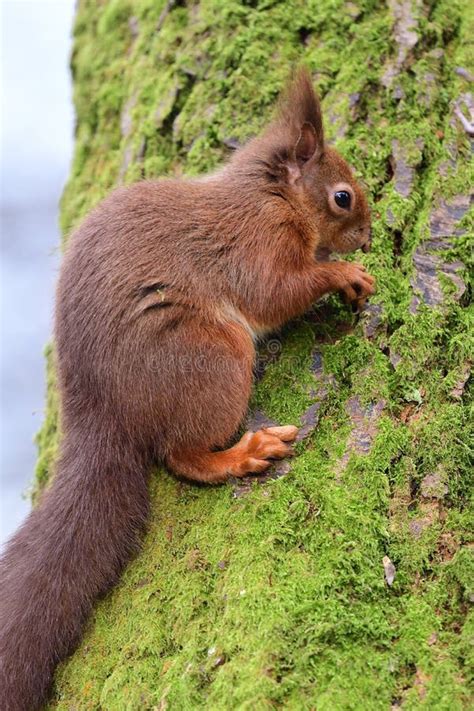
(295, 121, 318, 164)
(284, 122, 319, 186)
(277, 68, 325, 183)
(260, 68, 325, 186)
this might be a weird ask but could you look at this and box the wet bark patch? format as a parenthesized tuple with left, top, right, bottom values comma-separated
(420, 470, 448, 499)
(381, 0, 421, 90)
(390, 138, 424, 198)
(335, 397, 385, 480)
(454, 92, 474, 136)
(450, 361, 471, 400)
(362, 303, 384, 339)
(410, 194, 470, 312)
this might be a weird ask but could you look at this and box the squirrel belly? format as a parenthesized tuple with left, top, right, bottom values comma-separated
(0, 68, 375, 709)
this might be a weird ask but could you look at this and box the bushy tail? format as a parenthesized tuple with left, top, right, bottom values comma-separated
(0, 427, 150, 711)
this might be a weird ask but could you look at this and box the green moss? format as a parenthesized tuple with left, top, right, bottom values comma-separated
(34, 343, 59, 498)
(31, 0, 474, 707)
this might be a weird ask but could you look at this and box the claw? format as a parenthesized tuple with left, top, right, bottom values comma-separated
(263, 425, 299, 442)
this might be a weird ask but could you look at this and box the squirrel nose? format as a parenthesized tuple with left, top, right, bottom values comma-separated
(361, 227, 372, 253)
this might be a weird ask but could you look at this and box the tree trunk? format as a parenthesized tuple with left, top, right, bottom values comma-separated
(39, 0, 472, 707)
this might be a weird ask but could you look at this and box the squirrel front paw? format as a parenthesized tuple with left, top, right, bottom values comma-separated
(337, 262, 376, 308)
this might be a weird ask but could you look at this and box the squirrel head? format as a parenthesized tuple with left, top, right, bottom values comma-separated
(238, 68, 372, 256)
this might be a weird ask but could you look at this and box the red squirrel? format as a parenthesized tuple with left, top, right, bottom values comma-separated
(0, 69, 374, 710)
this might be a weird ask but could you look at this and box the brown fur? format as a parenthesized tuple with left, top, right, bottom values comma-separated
(0, 69, 374, 710)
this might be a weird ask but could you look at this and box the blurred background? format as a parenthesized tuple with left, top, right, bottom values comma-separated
(1, 0, 75, 546)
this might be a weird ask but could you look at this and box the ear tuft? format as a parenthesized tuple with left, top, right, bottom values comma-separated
(278, 67, 324, 159)
(253, 68, 325, 187)
(260, 67, 325, 186)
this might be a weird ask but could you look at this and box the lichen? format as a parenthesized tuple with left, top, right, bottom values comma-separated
(33, 0, 474, 707)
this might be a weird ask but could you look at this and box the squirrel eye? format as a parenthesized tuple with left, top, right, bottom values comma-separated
(334, 190, 351, 210)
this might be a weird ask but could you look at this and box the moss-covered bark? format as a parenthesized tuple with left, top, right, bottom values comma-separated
(37, 0, 472, 708)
